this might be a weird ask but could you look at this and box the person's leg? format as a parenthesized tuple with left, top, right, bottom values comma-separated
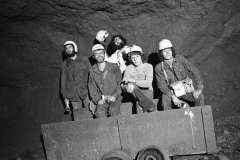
(132, 87, 156, 112)
(141, 90, 154, 100)
(137, 90, 156, 113)
(122, 91, 138, 114)
(71, 101, 82, 109)
(161, 94, 173, 110)
(95, 104, 108, 118)
(179, 93, 204, 107)
(82, 95, 90, 109)
(109, 96, 122, 117)
(194, 93, 204, 106)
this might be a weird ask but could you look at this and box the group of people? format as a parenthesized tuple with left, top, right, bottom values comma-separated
(61, 30, 204, 119)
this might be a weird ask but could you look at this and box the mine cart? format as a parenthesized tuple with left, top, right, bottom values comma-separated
(41, 105, 217, 160)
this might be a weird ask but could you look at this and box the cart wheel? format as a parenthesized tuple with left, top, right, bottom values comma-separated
(102, 150, 130, 160)
(137, 145, 168, 160)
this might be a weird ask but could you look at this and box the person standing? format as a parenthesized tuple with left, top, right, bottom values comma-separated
(61, 41, 90, 118)
(155, 39, 204, 110)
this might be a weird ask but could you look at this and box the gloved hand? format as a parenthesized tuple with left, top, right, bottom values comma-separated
(98, 99, 105, 105)
(171, 95, 182, 107)
(64, 98, 70, 112)
(192, 90, 202, 99)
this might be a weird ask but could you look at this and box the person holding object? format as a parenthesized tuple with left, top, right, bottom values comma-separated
(106, 35, 131, 73)
(93, 30, 109, 47)
(88, 44, 122, 118)
(155, 39, 204, 110)
(61, 41, 90, 115)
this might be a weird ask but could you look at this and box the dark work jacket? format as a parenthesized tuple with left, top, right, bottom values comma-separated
(88, 62, 122, 105)
(61, 55, 90, 101)
(155, 54, 203, 97)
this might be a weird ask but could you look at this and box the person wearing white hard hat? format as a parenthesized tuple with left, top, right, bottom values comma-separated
(106, 35, 130, 73)
(61, 41, 91, 118)
(155, 39, 204, 110)
(122, 45, 157, 113)
(88, 44, 123, 118)
(93, 30, 109, 47)
(90, 30, 110, 68)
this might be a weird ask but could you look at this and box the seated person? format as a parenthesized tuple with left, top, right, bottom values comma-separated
(155, 39, 204, 110)
(88, 44, 122, 118)
(122, 45, 156, 113)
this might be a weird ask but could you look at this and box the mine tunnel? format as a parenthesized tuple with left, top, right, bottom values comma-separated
(0, 0, 240, 159)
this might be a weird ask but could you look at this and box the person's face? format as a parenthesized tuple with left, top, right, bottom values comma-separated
(114, 37, 123, 46)
(162, 48, 173, 60)
(65, 45, 75, 57)
(93, 49, 105, 63)
(65, 45, 74, 54)
(131, 54, 142, 67)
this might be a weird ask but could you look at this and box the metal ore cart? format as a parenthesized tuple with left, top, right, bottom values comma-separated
(41, 105, 217, 160)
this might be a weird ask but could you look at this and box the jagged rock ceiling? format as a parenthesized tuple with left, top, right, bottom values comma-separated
(0, 0, 240, 111)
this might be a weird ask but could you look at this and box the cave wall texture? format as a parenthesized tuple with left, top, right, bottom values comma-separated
(0, 0, 240, 147)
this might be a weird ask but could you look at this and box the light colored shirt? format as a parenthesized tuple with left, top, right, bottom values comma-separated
(105, 50, 126, 73)
(105, 46, 130, 73)
(123, 63, 153, 90)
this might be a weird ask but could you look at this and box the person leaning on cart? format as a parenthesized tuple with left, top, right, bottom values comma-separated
(155, 39, 204, 110)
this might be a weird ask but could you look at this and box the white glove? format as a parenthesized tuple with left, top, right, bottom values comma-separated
(64, 99, 70, 108)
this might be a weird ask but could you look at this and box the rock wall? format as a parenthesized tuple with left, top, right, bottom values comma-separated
(0, 0, 240, 147)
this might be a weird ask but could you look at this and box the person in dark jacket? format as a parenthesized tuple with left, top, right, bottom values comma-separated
(88, 44, 122, 118)
(155, 39, 204, 110)
(61, 41, 90, 114)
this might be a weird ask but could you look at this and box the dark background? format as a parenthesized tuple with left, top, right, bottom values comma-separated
(0, 0, 240, 159)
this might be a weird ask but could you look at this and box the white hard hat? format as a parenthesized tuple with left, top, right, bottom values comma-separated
(92, 44, 105, 52)
(129, 45, 143, 54)
(96, 30, 109, 43)
(159, 39, 173, 50)
(64, 41, 78, 52)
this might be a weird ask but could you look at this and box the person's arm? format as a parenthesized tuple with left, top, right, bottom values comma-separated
(155, 64, 174, 97)
(181, 56, 203, 91)
(122, 65, 131, 81)
(119, 60, 126, 73)
(135, 64, 153, 88)
(83, 57, 91, 90)
(88, 71, 102, 105)
(112, 66, 122, 98)
(117, 50, 127, 73)
(60, 62, 67, 99)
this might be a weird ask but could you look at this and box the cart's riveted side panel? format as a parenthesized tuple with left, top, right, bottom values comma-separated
(119, 107, 208, 157)
(41, 117, 121, 160)
(41, 106, 217, 160)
